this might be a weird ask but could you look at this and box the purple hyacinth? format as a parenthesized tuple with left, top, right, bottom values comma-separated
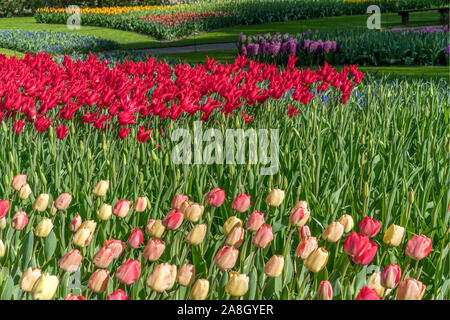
(269, 41, 282, 57)
(446, 44, 450, 57)
(247, 43, 260, 56)
(240, 44, 248, 56)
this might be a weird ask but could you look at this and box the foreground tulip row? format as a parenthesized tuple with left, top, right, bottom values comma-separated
(0, 173, 438, 300)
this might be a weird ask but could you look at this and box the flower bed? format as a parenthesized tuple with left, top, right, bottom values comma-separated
(237, 27, 450, 66)
(33, 0, 448, 40)
(0, 29, 120, 55)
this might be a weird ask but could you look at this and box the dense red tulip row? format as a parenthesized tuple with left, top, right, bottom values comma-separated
(0, 53, 363, 142)
(139, 11, 237, 27)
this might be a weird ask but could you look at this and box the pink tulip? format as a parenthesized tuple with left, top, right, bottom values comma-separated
(107, 289, 130, 300)
(104, 239, 125, 259)
(92, 246, 114, 269)
(113, 200, 131, 218)
(359, 216, 381, 238)
(0, 200, 10, 219)
(245, 210, 264, 232)
(127, 228, 144, 248)
(54, 193, 72, 211)
(252, 224, 273, 248)
(115, 259, 141, 285)
(171, 194, 188, 210)
(162, 209, 184, 230)
(231, 193, 251, 212)
(11, 174, 27, 191)
(205, 188, 226, 207)
(11, 211, 28, 231)
(143, 239, 166, 261)
(405, 235, 432, 260)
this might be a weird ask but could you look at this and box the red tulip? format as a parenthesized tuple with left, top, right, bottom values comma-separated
(118, 126, 131, 139)
(231, 193, 251, 212)
(127, 228, 144, 248)
(356, 286, 380, 300)
(107, 289, 130, 300)
(318, 280, 333, 300)
(352, 240, 377, 265)
(162, 209, 184, 230)
(0, 200, 10, 219)
(137, 126, 151, 143)
(64, 293, 86, 300)
(343, 232, 370, 257)
(56, 124, 68, 139)
(115, 259, 141, 285)
(405, 235, 432, 260)
(205, 187, 226, 207)
(359, 216, 381, 238)
(13, 119, 25, 134)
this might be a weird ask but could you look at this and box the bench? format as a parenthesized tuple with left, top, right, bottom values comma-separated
(395, 7, 449, 26)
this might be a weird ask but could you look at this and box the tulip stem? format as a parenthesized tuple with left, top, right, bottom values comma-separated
(19, 291, 25, 300)
(259, 276, 269, 300)
(180, 245, 191, 265)
(341, 257, 352, 300)
(379, 247, 389, 266)
(400, 259, 411, 283)
(250, 248, 258, 273)
(208, 271, 220, 300)
(298, 272, 310, 299)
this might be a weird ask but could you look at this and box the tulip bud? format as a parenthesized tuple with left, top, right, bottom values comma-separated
(225, 272, 249, 297)
(380, 264, 401, 289)
(147, 219, 166, 238)
(322, 222, 344, 242)
(214, 246, 239, 271)
(296, 236, 318, 260)
(70, 214, 82, 232)
(88, 269, 109, 293)
(146, 263, 177, 292)
(19, 184, 32, 200)
(408, 188, 414, 205)
(116, 259, 141, 285)
(265, 188, 285, 207)
(171, 194, 188, 210)
(232, 193, 251, 212)
(133, 197, 147, 212)
(50, 202, 58, 216)
(177, 264, 195, 287)
(190, 279, 209, 300)
(318, 280, 333, 300)
(245, 210, 264, 232)
(356, 286, 380, 300)
(64, 293, 86, 300)
(143, 239, 166, 261)
(383, 224, 405, 247)
(359, 216, 382, 238)
(104, 239, 125, 259)
(33, 194, 49, 212)
(31, 273, 59, 300)
(299, 226, 311, 241)
(93, 180, 109, 197)
(223, 216, 243, 235)
(289, 206, 310, 227)
(54, 193, 72, 211)
(252, 224, 273, 249)
(97, 203, 112, 221)
(0, 217, 6, 229)
(59, 249, 82, 273)
(304, 248, 328, 273)
(127, 228, 144, 248)
(92, 246, 114, 269)
(264, 255, 284, 278)
(0, 240, 4, 258)
(19, 268, 42, 292)
(186, 224, 207, 246)
(107, 289, 130, 300)
(34, 218, 53, 238)
(405, 235, 432, 260)
(368, 272, 385, 297)
(180, 201, 205, 223)
(113, 200, 131, 218)
(11, 174, 26, 191)
(338, 214, 354, 233)
(205, 187, 226, 207)
(11, 211, 28, 231)
(397, 278, 426, 300)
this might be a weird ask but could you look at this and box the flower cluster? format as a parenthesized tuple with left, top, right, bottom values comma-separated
(0, 175, 435, 300)
(139, 10, 237, 27)
(0, 53, 362, 142)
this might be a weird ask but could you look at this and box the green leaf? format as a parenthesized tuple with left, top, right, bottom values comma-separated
(21, 231, 34, 269)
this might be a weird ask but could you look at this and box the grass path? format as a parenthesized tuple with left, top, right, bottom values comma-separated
(0, 11, 443, 50)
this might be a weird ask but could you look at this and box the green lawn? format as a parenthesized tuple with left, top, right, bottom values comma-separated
(0, 11, 443, 50)
(0, 48, 24, 58)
